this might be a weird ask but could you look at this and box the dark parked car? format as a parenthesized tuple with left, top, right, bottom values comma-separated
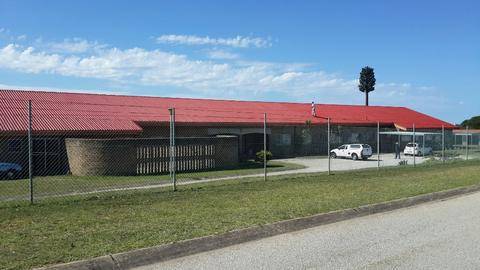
(0, 163, 22, 180)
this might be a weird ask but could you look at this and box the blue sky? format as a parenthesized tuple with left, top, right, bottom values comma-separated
(0, 0, 478, 123)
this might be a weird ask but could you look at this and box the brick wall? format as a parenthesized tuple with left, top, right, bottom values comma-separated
(65, 136, 239, 176)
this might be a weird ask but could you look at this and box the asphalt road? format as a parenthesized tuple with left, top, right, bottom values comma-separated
(134, 191, 480, 270)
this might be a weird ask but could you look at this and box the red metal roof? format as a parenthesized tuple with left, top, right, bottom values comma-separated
(0, 89, 455, 134)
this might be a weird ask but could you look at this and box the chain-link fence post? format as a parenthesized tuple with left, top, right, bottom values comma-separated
(442, 125, 445, 163)
(377, 121, 380, 170)
(327, 117, 331, 175)
(422, 133, 425, 159)
(413, 123, 416, 167)
(263, 113, 267, 181)
(169, 108, 177, 191)
(466, 126, 469, 160)
(28, 100, 34, 204)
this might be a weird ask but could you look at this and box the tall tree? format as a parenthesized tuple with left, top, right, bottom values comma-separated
(461, 116, 480, 129)
(358, 66, 376, 106)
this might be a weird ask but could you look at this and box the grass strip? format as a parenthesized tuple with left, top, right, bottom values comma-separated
(1, 159, 480, 270)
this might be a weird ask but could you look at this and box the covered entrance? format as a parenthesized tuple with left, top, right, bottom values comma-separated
(378, 131, 443, 159)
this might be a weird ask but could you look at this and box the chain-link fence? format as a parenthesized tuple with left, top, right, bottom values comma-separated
(1, 100, 276, 202)
(1, 98, 477, 203)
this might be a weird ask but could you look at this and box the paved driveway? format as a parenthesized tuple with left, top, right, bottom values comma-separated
(277, 153, 427, 174)
(134, 191, 480, 270)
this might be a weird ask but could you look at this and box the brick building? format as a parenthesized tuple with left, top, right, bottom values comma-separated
(0, 89, 455, 176)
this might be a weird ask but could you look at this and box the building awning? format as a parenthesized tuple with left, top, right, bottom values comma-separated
(379, 131, 442, 136)
(453, 129, 480, 135)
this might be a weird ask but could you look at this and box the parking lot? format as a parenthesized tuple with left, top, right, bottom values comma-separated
(277, 154, 428, 175)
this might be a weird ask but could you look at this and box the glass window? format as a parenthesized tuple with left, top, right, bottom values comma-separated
(33, 139, 45, 153)
(280, 134, 291, 146)
(301, 129, 312, 145)
(45, 139, 59, 154)
(7, 139, 22, 152)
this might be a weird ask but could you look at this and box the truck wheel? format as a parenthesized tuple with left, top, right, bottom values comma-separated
(351, 153, 358, 161)
(330, 152, 337, 158)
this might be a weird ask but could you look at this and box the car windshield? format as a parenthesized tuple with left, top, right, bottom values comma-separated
(362, 144, 371, 148)
(406, 143, 416, 147)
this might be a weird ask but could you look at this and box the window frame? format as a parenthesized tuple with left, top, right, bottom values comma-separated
(7, 139, 22, 153)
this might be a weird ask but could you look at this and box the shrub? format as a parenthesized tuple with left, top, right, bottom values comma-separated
(256, 150, 272, 164)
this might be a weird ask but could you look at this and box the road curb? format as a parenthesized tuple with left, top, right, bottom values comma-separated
(37, 184, 480, 270)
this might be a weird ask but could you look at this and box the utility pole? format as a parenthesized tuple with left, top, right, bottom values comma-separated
(169, 108, 176, 191)
(263, 113, 267, 181)
(327, 117, 331, 175)
(377, 122, 380, 169)
(466, 126, 469, 160)
(413, 124, 416, 167)
(442, 125, 445, 163)
(28, 100, 33, 204)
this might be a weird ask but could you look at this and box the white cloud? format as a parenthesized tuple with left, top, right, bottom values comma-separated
(372, 83, 455, 116)
(0, 44, 62, 73)
(0, 83, 129, 95)
(0, 41, 452, 112)
(0, 43, 358, 101)
(17, 34, 27, 41)
(206, 49, 240, 60)
(156, 34, 271, 48)
(43, 38, 108, 53)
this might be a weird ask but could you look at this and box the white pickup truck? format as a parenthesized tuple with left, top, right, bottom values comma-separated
(330, 144, 373, 160)
(403, 143, 432, 156)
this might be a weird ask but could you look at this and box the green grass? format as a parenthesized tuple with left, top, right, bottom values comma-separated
(0, 160, 304, 200)
(2, 160, 480, 270)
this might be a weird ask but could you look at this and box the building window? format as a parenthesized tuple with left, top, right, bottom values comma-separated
(31, 138, 61, 175)
(45, 139, 59, 154)
(301, 129, 312, 145)
(33, 139, 45, 154)
(8, 139, 22, 152)
(280, 134, 291, 146)
(273, 133, 292, 146)
(350, 133, 359, 142)
(33, 138, 60, 154)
